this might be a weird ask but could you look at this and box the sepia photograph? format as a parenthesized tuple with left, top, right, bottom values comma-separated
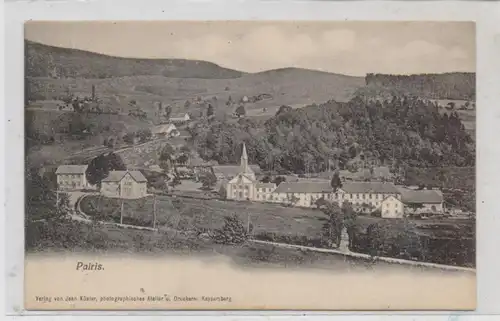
(23, 21, 476, 310)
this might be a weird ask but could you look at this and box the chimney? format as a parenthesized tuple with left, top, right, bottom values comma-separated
(91, 85, 96, 101)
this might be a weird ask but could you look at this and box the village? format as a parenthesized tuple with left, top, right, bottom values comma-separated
(25, 39, 476, 270)
(56, 138, 450, 220)
(44, 84, 456, 221)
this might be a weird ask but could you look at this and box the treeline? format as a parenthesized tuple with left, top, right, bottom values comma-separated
(365, 73, 476, 101)
(188, 95, 475, 174)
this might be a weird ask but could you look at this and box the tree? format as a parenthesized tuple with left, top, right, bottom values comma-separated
(273, 176, 286, 186)
(85, 153, 126, 186)
(366, 219, 422, 259)
(276, 105, 293, 116)
(207, 104, 215, 117)
(341, 201, 357, 248)
(176, 153, 189, 165)
(56, 193, 72, 218)
(123, 132, 135, 144)
(235, 105, 246, 118)
(136, 129, 152, 143)
(159, 143, 175, 172)
(320, 202, 343, 247)
(165, 105, 173, 119)
(169, 175, 182, 189)
(260, 176, 271, 183)
(85, 154, 109, 186)
(330, 171, 342, 192)
(106, 153, 126, 171)
(200, 172, 217, 190)
(211, 214, 249, 245)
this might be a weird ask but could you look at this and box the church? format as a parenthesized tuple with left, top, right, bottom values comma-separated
(225, 143, 274, 201)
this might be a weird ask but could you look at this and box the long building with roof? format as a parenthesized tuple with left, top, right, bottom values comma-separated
(223, 146, 444, 218)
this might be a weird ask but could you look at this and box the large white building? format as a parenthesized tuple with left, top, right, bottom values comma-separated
(223, 146, 443, 219)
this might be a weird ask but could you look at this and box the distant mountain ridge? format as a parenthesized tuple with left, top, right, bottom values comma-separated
(25, 40, 245, 79)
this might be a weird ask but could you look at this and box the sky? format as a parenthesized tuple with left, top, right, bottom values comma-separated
(25, 21, 476, 76)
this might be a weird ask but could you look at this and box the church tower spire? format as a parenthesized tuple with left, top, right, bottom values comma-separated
(240, 142, 249, 173)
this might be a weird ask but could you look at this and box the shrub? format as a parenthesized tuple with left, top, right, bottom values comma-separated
(211, 214, 249, 245)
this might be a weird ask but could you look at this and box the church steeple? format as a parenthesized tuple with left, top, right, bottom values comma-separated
(240, 142, 249, 173)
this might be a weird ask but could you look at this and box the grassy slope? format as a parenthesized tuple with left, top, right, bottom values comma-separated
(27, 219, 454, 273)
(81, 195, 474, 237)
(26, 40, 243, 79)
(25, 109, 153, 167)
(27, 69, 365, 118)
(25, 41, 365, 119)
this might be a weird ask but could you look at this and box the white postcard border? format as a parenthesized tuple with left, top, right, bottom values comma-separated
(3, 0, 500, 317)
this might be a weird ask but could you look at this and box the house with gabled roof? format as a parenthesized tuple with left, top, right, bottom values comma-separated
(56, 164, 97, 191)
(100, 170, 148, 199)
(170, 113, 191, 124)
(398, 187, 445, 215)
(151, 123, 179, 138)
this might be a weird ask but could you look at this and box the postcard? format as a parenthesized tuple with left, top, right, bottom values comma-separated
(24, 21, 476, 310)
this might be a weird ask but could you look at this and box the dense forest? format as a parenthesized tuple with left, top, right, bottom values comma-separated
(188, 95, 475, 174)
(364, 73, 476, 101)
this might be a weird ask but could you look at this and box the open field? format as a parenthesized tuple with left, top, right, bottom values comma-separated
(79, 194, 474, 267)
(80, 194, 474, 239)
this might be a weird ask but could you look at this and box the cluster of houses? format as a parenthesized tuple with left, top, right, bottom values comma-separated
(220, 144, 445, 219)
(56, 165, 148, 199)
(55, 142, 445, 219)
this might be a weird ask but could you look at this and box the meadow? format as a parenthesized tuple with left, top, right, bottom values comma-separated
(79, 194, 475, 267)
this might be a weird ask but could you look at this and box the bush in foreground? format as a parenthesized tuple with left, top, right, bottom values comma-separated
(211, 214, 250, 245)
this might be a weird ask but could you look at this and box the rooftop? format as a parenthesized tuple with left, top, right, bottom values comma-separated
(56, 165, 88, 175)
(151, 123, 176, 134)
(101, 170, 148, 183)
(255, 182, 276, 189)
(273, 181, 333, 194)
(399, 188, 444, 204)
(340, 181, 399, 194)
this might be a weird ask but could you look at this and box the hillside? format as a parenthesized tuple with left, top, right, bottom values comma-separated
(26, 71, 365, 119)
(361, 73, 476, 101)
(189, 95, 475, 174)
(25, 40, 244, 79)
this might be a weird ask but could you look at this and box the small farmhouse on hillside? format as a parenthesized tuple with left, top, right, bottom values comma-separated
(100, 170, 148, 199)
(151, 123, 179, 138)
(170, 113, 191, 124)
(56, 165, 97, 191)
